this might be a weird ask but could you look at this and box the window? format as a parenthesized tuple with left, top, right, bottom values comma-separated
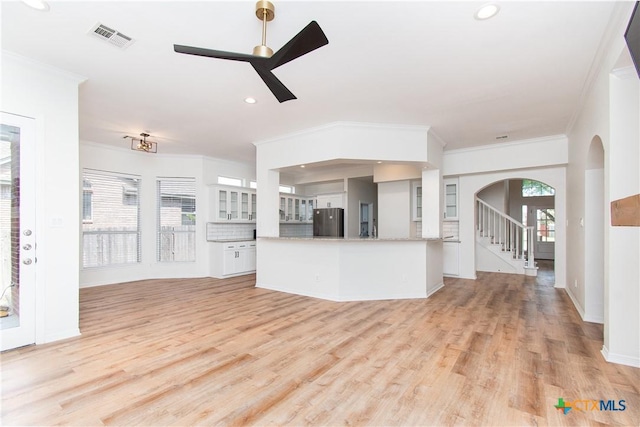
(522, 179, 555, 197)
(536, 208, 555, 242)
(218, 176, 242, 187)
(249, 180, 257, 189)
(82, 179, 93, 222)
(279, 184, 295, 194)
(157, 178, 196, 262)
(82, 170, 141, 268)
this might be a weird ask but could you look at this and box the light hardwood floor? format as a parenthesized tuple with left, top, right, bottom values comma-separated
(1, 270, 639, 426)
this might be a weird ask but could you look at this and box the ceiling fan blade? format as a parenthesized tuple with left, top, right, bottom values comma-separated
(174, 45, 259, 63)
(251, 64, 296, 103)
(268, 21, 329, 70)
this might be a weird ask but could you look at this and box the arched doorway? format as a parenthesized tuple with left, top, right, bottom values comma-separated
(475, 178, 556, 282)
(584, 136, 604, 323)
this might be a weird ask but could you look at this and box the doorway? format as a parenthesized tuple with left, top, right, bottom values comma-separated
(532, 207, 556, 260)
(359, 202, 374, 237)
(0, 113, 37, 351)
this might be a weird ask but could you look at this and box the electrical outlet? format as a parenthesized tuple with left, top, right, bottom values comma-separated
(315, 273, 320, 282)
(574, 279, 578, 288)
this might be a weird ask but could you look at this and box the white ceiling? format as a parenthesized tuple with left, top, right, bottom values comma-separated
(1, 1, 626, 165)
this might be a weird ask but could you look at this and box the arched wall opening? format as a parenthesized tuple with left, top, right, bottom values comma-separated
(584, 136, 605, 324)
(475, 178, 556, 281)
(456, 166, 566, 287)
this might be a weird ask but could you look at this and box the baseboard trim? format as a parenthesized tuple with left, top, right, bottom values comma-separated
(41, 328, 81, 344)
(601, 345, 640, 368)
(427, 282, 445, 297)
(564, 288, 586, 320)
(583, 313, 604, 324)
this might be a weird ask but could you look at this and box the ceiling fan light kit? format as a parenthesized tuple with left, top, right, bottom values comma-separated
(174, 1, 328, 103)
(126, 132, 158, 153)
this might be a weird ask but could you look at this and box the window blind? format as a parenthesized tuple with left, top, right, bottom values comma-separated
(82, 169, 141, 268)
(157, 178, 196, 262)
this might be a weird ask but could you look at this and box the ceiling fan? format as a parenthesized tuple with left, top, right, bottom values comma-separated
(174, 1, 329, 103)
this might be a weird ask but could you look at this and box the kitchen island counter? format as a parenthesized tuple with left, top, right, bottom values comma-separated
(260, 236, 442, 242)
(256, 237, 443, 302)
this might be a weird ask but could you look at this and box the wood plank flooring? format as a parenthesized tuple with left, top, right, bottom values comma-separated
(1, 271, 639, 426)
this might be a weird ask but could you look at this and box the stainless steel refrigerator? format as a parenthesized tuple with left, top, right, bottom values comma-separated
(313, 208, 344, 237)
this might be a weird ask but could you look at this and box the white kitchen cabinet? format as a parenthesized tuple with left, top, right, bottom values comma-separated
(443, 241, 459, 276)
(412, 181, 422, 221)
(211, 240, 257, 278)
(279, 194, 314, 223)
(212, 185, 256, 223)
(316, 193, 344, 209)
(444, 178, 458, 220)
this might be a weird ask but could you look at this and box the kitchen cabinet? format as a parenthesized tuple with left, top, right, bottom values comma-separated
(412, 181, 422, 221)
(316, 193, 344, 209)
(211, 240, 256, 278)
(212, 185, 256, 223)
(443, 241, 459, 276)
(279, 194, 315, 223)
(444, 178, 458, 220)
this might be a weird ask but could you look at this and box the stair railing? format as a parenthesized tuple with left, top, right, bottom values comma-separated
(476, 197, 535, 268)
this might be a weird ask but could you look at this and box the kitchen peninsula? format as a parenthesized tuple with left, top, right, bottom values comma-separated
(257, 237, 443, 301)
(253, 122, 446, 302)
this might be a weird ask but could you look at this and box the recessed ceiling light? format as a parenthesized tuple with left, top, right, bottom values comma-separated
(21, 0, 49, 11)
(376, 161, 383, 164)
(475, 3, 500, 20)
(244, 97, 257, 104)
(300, 165, 305, 168)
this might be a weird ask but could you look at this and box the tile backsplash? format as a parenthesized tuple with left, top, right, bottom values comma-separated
(443, 221, 459, 239)
(206, 223, 255, 241)
(280, 223, 313, 237)
(206, 222, 313, 240)
(415, 220, 459, 239)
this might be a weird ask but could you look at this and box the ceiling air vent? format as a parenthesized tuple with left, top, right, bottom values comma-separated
(89, 23, 135, 49)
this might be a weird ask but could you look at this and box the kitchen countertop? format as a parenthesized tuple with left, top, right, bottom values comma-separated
(259, 236, 443, 242)
(207, 238, 256, 243)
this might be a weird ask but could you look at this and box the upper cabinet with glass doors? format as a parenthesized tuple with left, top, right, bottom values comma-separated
(279, 194, 315, 223)
(212, 185, 256, 223)
(444, 178, 458, 220)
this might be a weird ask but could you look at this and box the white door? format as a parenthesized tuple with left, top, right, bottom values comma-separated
(533, 207, 555, 260)
(1, 113, 37, 351)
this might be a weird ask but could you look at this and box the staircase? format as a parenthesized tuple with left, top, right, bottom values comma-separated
(476, 198, 537, 276)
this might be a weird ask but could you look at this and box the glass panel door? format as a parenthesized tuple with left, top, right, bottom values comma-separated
(241, 192, 249, 220)
(218, 190, 227, 220)
(1, 113, 36, 351)
(250, 193, 257, 221)
(229, 191, 238, 220)
(535, 207, 555, 260)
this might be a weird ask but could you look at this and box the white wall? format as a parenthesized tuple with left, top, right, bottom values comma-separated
(565, 0, 639, 367)
(1, 52, 85, 343)
(607, 66, 639, 366)
(80, 142, 254, 287)
(477, 181, 506, 212)
(377, 180, 411, 238)
(443, 135, 568, 176)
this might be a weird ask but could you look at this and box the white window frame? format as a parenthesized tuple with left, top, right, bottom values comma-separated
(157, 177, 197, 263)
(81, 169, 141, 268)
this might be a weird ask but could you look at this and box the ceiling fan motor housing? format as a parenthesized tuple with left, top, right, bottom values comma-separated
(255, 1, 275, 21)
(253, 1, 275, 57)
